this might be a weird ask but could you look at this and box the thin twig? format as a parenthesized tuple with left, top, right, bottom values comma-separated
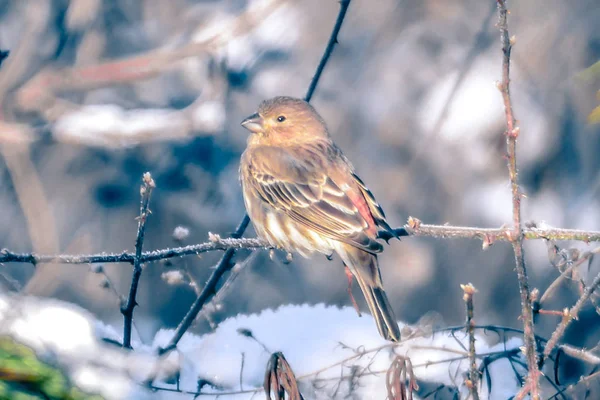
(158, 216, 250, 354)
(557, 344, 600, 365)
(304, 0, 351, 102)
(543, 270, 600, 360)
(198, 250, 260, 327)
(240, 352, 246, 391)
(150, 347, 521, 398)
(0, 236, 265, 265)
(495, 1, 541, 397)
(539, 246, 600, 305)
(14, 0, 290, 115)
(462, 283, 480, 400)
(121, 172, 155, 349)
(92, 265, 145, 344)
(2, 223, 599, 267)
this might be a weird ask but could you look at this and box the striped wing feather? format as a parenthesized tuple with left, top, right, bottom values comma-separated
(243, 144, 383, 253)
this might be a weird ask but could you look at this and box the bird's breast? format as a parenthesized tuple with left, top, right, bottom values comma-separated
(246, 199, 334, 258)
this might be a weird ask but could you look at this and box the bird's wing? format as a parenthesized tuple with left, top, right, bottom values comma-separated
(243, 144, 383, 253)
(351, 172, 399, 240)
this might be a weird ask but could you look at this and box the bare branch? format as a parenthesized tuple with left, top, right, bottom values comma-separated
(2, 222, 599, 267)
(121, 172, 155, 349)
(557, 344, 600, 365)
(397, 220, 600, 243)
(543, 267, 600, 360)
(0, 236, 265, 265)
(462, 283, 480, 400)
(495, 0, 541, 397)
(198, 250, 260, 327)
(158, 216, 250, 355)
(539, 246, 600, 306)
(304, 0, 351, 102)
(14, 0, 290, 115)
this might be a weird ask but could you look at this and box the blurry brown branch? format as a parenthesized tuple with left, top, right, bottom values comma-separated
(5, 1, 288, 148)
(462, 284, 480, 400)
(121, 172, 155, 349)
(14, 0, 288, 115)
(0, 143, 61, 295)
(495, 0, 540, 398)
(2, 222, 600, 267)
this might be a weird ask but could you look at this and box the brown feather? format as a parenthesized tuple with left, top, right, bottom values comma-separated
(335, 242, 401, 341)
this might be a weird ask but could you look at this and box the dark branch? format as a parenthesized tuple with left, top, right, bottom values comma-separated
(304, 0, 351, 102)
(158, 216, 250, 354)
(121, 172, 155, 349)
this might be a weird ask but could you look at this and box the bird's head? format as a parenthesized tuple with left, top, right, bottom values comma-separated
(241, 96, 330, 145)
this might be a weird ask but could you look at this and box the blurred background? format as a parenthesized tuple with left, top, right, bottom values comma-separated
(0, 0, 599, 386)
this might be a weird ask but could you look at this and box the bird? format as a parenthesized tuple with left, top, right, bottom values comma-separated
(239, 96, 401, 341)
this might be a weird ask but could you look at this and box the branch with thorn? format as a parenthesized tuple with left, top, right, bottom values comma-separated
(2, 221, 599, 267)
(495, 0, 541, 398)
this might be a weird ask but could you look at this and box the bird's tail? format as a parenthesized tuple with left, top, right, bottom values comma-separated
(336, 243, 401, 342)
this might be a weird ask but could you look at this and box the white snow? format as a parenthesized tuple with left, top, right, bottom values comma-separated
(0, 294, 524, 399)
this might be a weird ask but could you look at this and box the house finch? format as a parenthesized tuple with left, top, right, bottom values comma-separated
(240, 96, 401, 341)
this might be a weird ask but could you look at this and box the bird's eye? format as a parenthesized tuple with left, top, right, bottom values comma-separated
(277, 115, 286, 122)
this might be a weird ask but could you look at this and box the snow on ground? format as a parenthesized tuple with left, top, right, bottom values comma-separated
(0, 293, 524, 399)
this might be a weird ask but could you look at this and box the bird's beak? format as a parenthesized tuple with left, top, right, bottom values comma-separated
(241, 113, 264, 133)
